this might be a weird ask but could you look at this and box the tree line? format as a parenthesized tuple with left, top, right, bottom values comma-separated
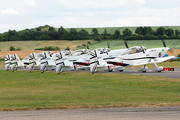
(0, 25, 180, 42)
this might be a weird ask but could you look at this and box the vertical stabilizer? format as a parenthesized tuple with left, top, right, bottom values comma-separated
(5, 55, 11, 71)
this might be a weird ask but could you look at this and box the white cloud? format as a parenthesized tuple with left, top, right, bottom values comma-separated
(1, 0, 180, 33)
(1, 7, 19, 15)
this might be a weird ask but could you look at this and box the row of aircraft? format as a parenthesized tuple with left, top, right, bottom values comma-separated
(5, 41, 175, 74)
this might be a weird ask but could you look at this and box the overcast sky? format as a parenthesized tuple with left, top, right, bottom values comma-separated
(0, 0, 180, 33)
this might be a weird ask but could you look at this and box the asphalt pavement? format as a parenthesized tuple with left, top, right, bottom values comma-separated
(0, 106, 180, 120)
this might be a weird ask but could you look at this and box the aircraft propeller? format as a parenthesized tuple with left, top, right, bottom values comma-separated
(162, 40, 174, 56)
(124, 41, 129, 48)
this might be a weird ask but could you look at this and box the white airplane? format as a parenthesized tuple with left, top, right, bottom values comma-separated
(5, 54, 11, 71)
(74, 48, 126, 70)
(55, 51, 74, 74)
(40, 52, 56, 73)
(9, 54, 25, 72)
(28, 53, 41, 72)
(90, 44, 175, 73)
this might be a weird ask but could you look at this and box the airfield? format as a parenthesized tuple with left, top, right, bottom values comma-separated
(0, 40, 180, 120)
(0, 106, 180, 120)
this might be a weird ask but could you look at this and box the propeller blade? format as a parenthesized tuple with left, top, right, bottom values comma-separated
(107, 42, 110, 49)
(162, 40, 166, 47)
(124, 41, 129, 48)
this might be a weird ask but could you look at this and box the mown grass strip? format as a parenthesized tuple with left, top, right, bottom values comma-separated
(0, 70, 180, 111)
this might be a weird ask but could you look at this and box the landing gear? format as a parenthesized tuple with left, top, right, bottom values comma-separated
(138, 65, 148, 73)
(119, 67, 125, 72)
(152, 59, 163, 72)
(119, 70, 123, 72)
(109, 69, 113, 72)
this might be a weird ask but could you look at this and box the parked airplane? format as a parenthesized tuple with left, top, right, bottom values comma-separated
(28, 53, 41, 72)
(90, 42, 175, 73)
(9, 54, 25, 72)
(40, 52, 56, 73)
(5, 54, 11, 71)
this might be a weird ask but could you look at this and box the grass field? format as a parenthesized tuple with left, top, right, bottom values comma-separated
(0, 40, 94, 51)
(0, 39, 180, 51)
(0, 69, 180, 111)
(89, 39, 180, 50)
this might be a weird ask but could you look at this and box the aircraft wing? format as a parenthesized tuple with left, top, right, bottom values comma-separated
(133, 56, 175, 66)
(153, 56, 175, 63)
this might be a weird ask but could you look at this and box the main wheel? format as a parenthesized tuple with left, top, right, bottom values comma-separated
(119, 70, 123, 72)
(142, 71, 147, 73)
(109, 69, 113, 72)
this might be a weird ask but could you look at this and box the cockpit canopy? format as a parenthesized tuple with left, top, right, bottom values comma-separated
(122, 46, 147, 55)
(97, 48, 111, 54)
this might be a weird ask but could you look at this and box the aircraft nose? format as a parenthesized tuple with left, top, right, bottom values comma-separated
(162, 47, 170, 57)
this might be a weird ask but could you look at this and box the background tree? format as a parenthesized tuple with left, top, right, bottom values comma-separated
(135, 27, 143, 35)
(36, 27, 42, 32)
(0, 34, 3, 42)
(91, 28, 99, 38)
(48, 26, 55, 31)
(156, 27, 165, 35)
(175, 30, 179, 36)
(122, 28, 132, 37)
(69, 28, 78, 36)
(165, 28, 174, 36)
(102, 29, 108, 40)
(112, 30, 121, 39)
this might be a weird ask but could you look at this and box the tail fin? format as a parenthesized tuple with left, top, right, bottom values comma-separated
(29, 53, 40, 71)
(55, 51, 74, 73)
(90, 49, 107, 74)
(55, 51, 65, 73)
(10, 54, 24, 71)
(40, 52, 55, 73)
(5, 54, 11, 71)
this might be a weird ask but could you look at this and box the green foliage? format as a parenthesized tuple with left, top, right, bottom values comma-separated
(177, 53, 180, 57)
(70, 28, 78, 35)
(122, 28, 132, 37)
(165, 28, 174, 36)
(0, 25, 180, 41)
(0, 35, 3, 42)
(92, 28, 99, 35)
(34, 46, 60, 51)
(135, 26, 152, 35)
(94, 37, 101, 41)
(9, 46, 22, 51)
(9, 46, 16, 51)
(175, 30, 179, 36)
(16, 47, 22, 51)
(0, 58, 5, 61)
(48, 26, 55, 31)
(156, 27, 165, 35)
(65, 46, 70, 50)
(76, 45, 84, 49)
(87, 41, 91, 45)
(82, 44, 86, 47)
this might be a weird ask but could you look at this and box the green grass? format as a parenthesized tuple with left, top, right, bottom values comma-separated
(0, 70, 180, 111)
(0, 39, 180, 51)
(0, 40, 95, 51)
(88, 40, 180, 50)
